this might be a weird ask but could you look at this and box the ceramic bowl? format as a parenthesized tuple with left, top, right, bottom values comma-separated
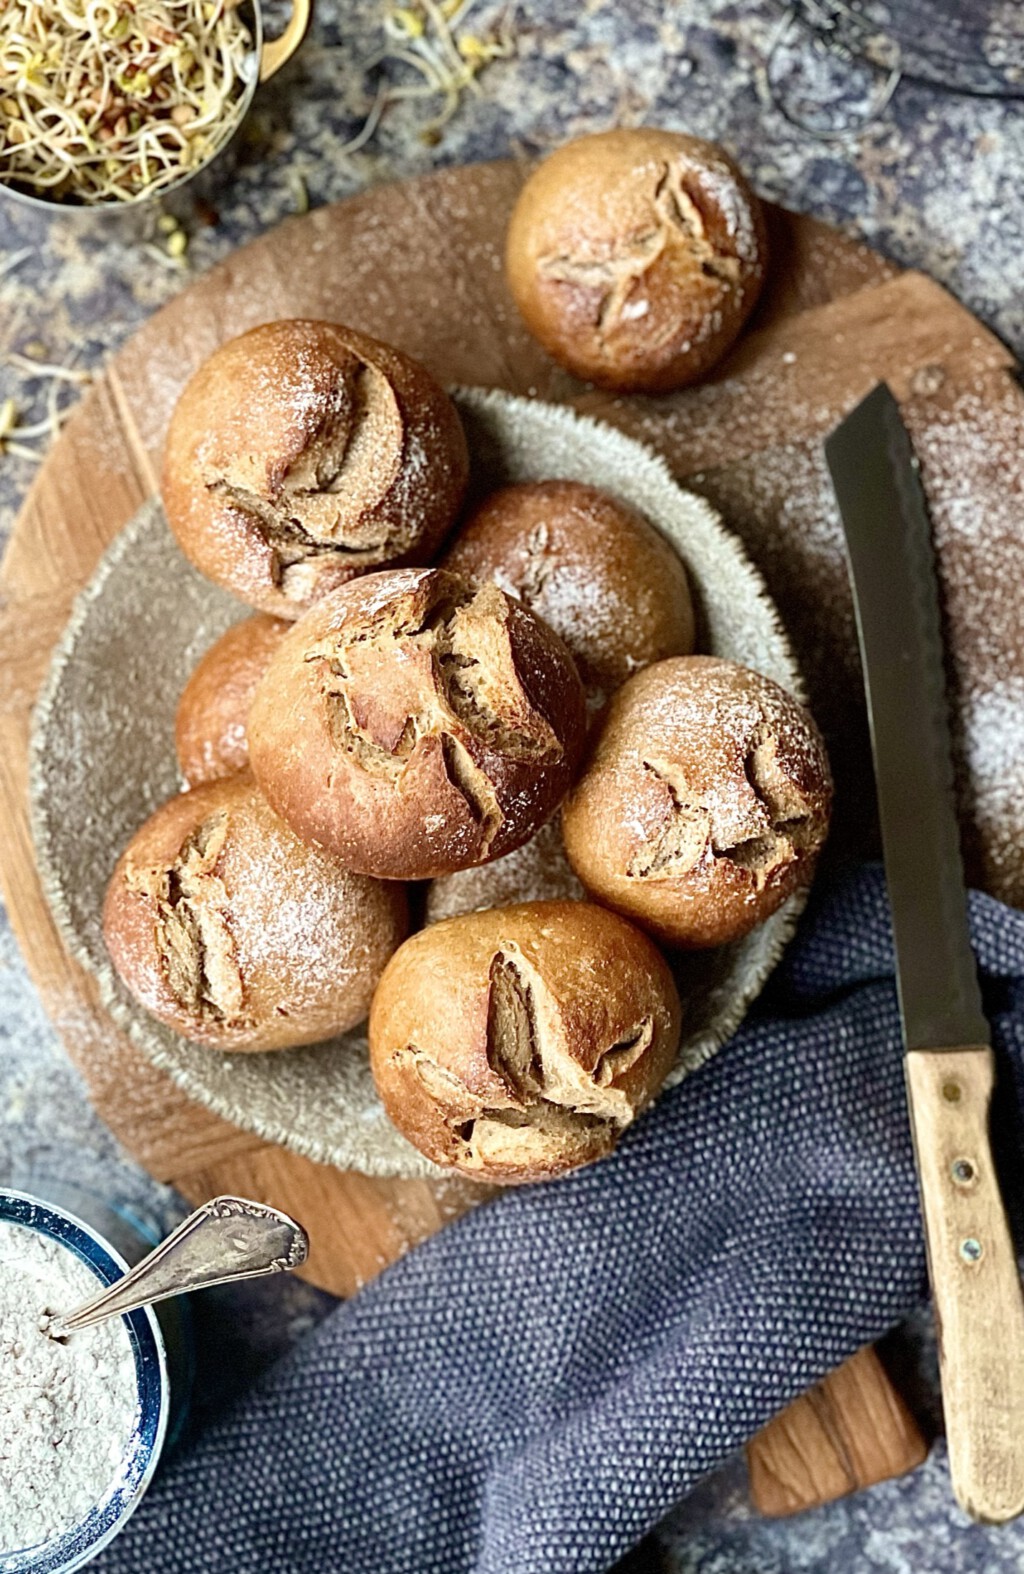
(30, 388, 806, 1179)
(0, 1190, 169, 1574)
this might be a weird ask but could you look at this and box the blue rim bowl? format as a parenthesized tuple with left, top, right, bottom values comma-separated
(0, 1190, 169, 1573)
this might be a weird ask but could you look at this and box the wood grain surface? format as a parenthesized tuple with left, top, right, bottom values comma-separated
(747, 1344, 929, 1515)
(2, 158, 1019, 1510)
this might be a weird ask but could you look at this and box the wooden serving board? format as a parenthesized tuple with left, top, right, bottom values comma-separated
(2, 159, 1020, 1512)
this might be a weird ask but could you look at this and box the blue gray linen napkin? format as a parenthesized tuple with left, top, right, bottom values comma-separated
(95, 865, 1024, 1573)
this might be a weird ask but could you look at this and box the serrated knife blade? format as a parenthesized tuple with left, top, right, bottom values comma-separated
(825, 382, 988, 1052)
(826, 382, 1024, 1524)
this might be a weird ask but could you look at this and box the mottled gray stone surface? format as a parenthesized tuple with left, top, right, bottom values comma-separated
(2, 0, 1023, 1564)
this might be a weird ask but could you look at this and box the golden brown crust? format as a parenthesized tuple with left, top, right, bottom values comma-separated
(505, 129, 767, 393)
(441, 480, 695, 710)
(562, 656, 832, 948)
(369, 900, 681, 1183)
(162, 320, 469, 618)
(175, 614, 290, 788)
(247, 567, 587, 880)
(102, 774, 408, 1051)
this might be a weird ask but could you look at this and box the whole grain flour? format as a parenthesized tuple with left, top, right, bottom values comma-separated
(0, 1219, 140, 1551)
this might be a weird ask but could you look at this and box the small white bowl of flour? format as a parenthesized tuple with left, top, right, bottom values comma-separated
(0, 1192, 168, 1572)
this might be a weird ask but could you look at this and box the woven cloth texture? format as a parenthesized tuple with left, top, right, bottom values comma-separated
(95, 865, 1024, 1573)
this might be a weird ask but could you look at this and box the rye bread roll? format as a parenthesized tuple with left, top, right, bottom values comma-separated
(370, 900, 681, 1183)
(247, 567, 588, 880)
(441, 480, 695, 712)
(162, 320, 469, 618)
(505, 129, 767, 393)
(175, 613, 289, 788)
(562, 656, 832, 948)
(103, 774, 408, 1051)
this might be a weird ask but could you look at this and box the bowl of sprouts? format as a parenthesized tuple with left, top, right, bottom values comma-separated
(0, 0, 311, 210)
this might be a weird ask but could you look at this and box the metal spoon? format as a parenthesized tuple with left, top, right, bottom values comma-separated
(47, 1195, 309, 1338)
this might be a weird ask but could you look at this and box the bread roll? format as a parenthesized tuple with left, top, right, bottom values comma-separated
(248, 567, 587, 881)
(370, 900, 681, 1183)
(425, 817, 584, 924)
(175, 614, 289, 788)
(562, 657, 831, 947)
(505, 129, 767, 393)
(162, 320, 469, 618)
(442, 479, 695, 710)
(103, 774, 408, 1051)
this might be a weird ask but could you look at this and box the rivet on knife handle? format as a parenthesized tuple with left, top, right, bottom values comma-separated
(905, 1048, 1024, 1523)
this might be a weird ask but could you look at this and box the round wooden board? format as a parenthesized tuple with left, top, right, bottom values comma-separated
(0, 159, 1018, 1308)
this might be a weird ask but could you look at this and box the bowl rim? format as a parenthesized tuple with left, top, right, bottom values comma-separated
(0, 1189, 170, 1573)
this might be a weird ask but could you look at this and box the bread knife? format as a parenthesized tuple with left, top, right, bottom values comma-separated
(826, 382, 1024, 1523)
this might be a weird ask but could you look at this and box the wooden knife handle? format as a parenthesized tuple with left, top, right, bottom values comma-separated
(905, 1046, 1024, 1522)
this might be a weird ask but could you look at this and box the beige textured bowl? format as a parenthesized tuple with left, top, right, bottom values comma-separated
(30, 388, 805, 1179)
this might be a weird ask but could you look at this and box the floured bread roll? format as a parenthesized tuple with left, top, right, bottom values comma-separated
(162, 320, 469, 618)
(248, 567, 587, 880)
(442, 479, 695, 712)
(175, 613, 289, 788)
(425, 818, 584, 924)
(562, 657, 831, 947)
(103, 774, 408, 1051)
(505, 129, 767, 393)
(369, 900, 681, 1183)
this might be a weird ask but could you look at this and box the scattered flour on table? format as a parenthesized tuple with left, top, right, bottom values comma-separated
(674, 370, 1024, 908)
(907, 378, 1024, 902)
(0, 1222, 139, 1553)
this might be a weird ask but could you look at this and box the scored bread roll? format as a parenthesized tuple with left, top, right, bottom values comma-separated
(425, 817, 584, 924)
(505, 128, 767, 393)
(175, 613, 289, 788)
(442, 479, 696, 711)
(103, 774, 408, 1051)
(370, 900, 682, 1183)
(248, 567, 587, 881)
(562, 656, 832, 948)
(162, 320, 469, 619)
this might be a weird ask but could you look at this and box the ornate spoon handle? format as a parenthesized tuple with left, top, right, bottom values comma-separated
(51, 1196, 308, 1335)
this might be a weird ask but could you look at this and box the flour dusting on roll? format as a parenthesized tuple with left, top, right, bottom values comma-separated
(563, 656, 832, 948)
(103, 773, 408, 1051)
(370, 900, 681, 1183)
(248, 567, 587, 880)
(162, 320, 469, 618)
(442, 479, 695, 713)
(506, 128, 767, 393)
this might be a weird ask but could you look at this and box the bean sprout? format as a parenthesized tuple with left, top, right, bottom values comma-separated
(332, 0, 517, 155)
(0, 0, 257, 204)
(0, 349, 92, 465)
